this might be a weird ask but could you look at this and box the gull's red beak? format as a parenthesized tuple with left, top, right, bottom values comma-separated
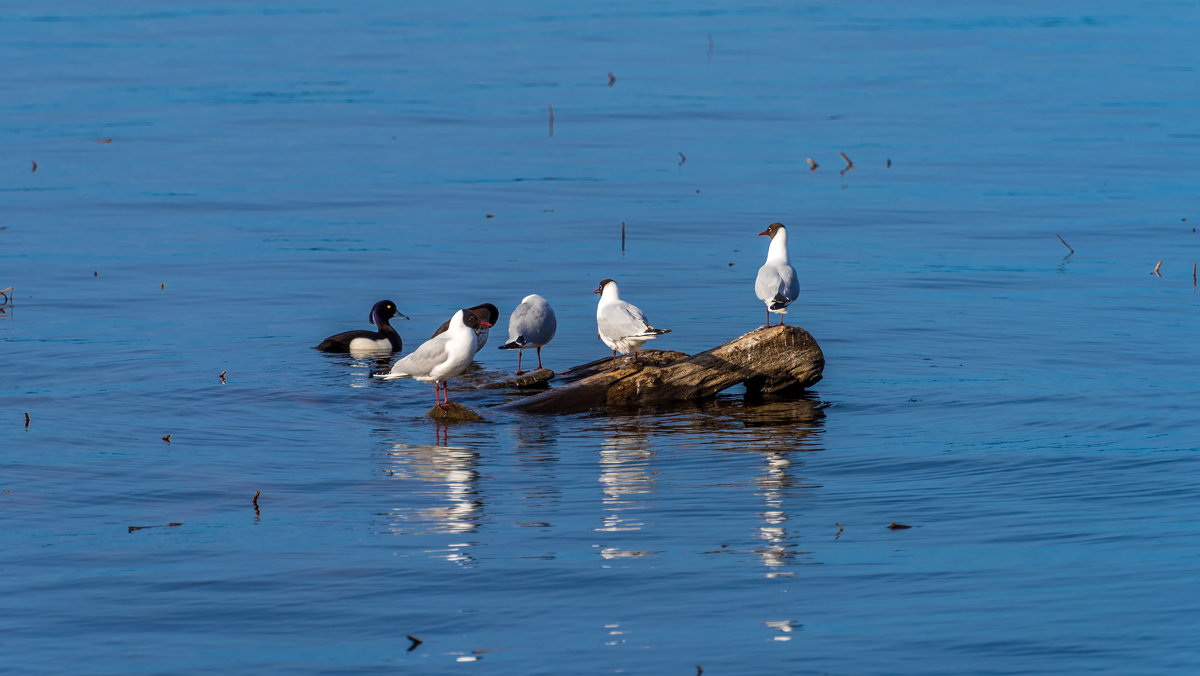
(480, 321, 493, 328)
(593, 288, 601, 294)
(757, 230, 769, 236)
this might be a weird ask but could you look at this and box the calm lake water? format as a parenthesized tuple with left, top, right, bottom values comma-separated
(3, 1, 1199, 673)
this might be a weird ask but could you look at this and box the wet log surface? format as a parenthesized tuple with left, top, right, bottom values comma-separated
(502, 325, 823, 414)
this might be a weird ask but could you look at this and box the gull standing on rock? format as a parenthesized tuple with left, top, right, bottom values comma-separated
(594, 278, 670, 368)
(431, 302, 499, 351)
(375, 309, 492, 409)
(755, 222, 800, 327)
(315, 300, 409, 354)
(498, 294, 557, 375)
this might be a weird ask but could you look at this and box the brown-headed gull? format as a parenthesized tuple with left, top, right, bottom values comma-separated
(755, 222, 799, 326)
(375, 308, 492, 409)
(315, 300, 409, 354)
(431, 302, 499, 350)
(594, 278, 670, 368)
(498, 294, 557, 374)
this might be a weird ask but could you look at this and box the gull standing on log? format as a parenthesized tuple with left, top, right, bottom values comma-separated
(594, 278, 670, 368)
(498, 294, 557, 375)
(375, 309, 492, 409)
(755, 222, 799, 326)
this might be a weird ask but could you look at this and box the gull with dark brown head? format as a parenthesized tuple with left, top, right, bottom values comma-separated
(755, 222, 799, 326)
(375, 309, 493, 409)
(431, 302, 499, 351)
(594, 278, 670, 368)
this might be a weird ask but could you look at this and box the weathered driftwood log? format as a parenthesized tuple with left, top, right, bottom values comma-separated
(503, 325, 823, 414)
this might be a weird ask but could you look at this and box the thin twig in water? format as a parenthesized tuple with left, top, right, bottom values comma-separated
(31, 161, 37, 173)
(607, 72, 616, 87)
(1193, 263, 1196, 287)
(1152, 260, 1163, 277)
(162, 434, 171, 443)
(1055, 233, 1074, 255)
(621, 222, 626, 253)
(25, 412, 30, 428)
(839, 152, 854, 176)
(806, 158, 818, 172)
(407, 635, 423, 652)
(219, 370, 227, 384)
(678, 152, 686, 167)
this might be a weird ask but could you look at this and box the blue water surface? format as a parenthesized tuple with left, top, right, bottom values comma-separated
(3, 1, 1199, 673)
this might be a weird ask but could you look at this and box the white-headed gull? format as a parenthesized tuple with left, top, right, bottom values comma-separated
(375, 309, 492, 409)
(755, 222, 799, 326)
(315, 300, 409, 354)
(431, 302, 499, 350)
(498, 294, 557, 374)
(594, 278, 670, 368)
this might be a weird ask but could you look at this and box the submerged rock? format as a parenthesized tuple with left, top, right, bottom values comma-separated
(427, 402, 485, 422)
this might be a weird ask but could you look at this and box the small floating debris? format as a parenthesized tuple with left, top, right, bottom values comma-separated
(219, 370, 227, 384)
(839, 152, 854, 176)
(1, 286, 13, 304)
(160, 282, 165, 290)
(129, 522, 182, 533)
(1055, 233, 1074, 255)
(1152, 260, 1163, 277)
(607, 71, 616, 87)
(548, 103, 555, 137)
(97, 138, 113, 144)
(887, 522, 912, 530)
(806, 158, 818, 172)
(678, 151, 686, 167)
(31, 160, 37, 173)
(24, 412, 30, 428)
(406, 635, 422, 652)
(162, 434, 171, 443)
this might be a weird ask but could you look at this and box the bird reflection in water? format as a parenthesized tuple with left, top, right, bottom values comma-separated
(382, 441, 484, 564)
(743, 398, 824, 575)
(596, 420, 662, 559)
(672, 395, 826, 574)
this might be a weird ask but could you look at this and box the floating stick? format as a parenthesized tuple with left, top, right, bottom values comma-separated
(678, 152, 686, 167)
(219, 370, 227, 384)
(607, 72, 616, 87)
(839, 152, 854, 176)
(406, 635, 423, 652)
(25, 412, 30, 428)
(887, 522, 911, 530)
(621, 222, 626, 252)
(1055, 233, 1074, 255)
(31, 161, 37, 173)
(1152, 260, 1163, 277)
(162, 434, 171, 443)
(806, 158, 818, 172)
